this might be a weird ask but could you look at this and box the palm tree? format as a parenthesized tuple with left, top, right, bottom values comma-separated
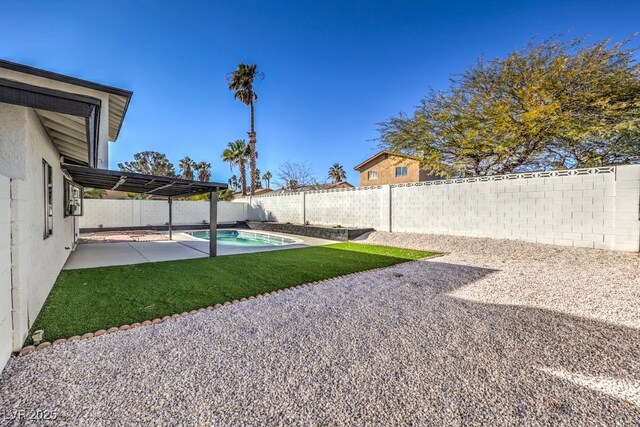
(222, 139, 251, 196)
(195, 162, 212, 182)
(262, 171, 272, 188)
(179, 157, 196, 180)
(228, 175, 239, 192)
(328, 163, 347, 183)
(252, 168, 262, 190)
(227, 63, 263, 196)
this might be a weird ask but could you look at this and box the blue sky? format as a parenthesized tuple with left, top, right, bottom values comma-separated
(1, 1, 638, 186)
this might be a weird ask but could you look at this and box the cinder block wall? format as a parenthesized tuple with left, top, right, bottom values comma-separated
(0, 175, 12, 372)
(80, 200, 247, 228)
(247, 165, 640, 251)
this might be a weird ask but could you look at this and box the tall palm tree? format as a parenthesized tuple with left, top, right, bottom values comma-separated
(227, 63, 263, 196)
(252, 168, 262, 190)
(222, 139, 251, 196)
(195, 162, 212, 182)
(179, 157, 196, 180)
(262, 171, 272, 188)
(228, 175, 239, 192)
(328, 163, 347, 183)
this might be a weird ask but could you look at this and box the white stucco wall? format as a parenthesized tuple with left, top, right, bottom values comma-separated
(246, 166, 640, 252)
(0, 68, 111, 169)
(79, 200, 247, 228)
(0, 103, 27, 179)
(22, 109, 77, 325)
(0, 104, 78, 372)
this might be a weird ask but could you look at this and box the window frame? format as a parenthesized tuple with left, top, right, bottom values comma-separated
(367, 170, 379, 180)
(395, 166, 408, 177)
(43, 159, 53, 239)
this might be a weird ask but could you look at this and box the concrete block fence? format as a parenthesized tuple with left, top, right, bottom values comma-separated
(247, 165, 640, 252)
(80, 200, 247, 229)
(79, 165, 640, 251)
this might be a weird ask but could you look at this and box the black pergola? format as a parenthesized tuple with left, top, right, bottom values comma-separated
(62, 163, 227, 257)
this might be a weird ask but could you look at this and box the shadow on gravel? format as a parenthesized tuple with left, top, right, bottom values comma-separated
(1, 258, 638, 426)
(392, 259, 640, 424)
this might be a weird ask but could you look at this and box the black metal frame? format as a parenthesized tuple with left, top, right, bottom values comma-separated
(62, 163, 226, 197)
(62, 164, 225, 257)
(42, 159, 53, 239)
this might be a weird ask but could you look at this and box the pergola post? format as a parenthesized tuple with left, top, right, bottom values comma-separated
(168, 196, 173, 240)
(209, 191, 217, 257)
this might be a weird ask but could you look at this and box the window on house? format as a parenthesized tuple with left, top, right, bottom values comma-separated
(367, 171, 379, 180)
(43, 160, 53, 239)
(395, 166, 408, 177)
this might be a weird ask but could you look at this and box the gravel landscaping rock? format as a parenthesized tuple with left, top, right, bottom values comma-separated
(1, 232, 639, 426)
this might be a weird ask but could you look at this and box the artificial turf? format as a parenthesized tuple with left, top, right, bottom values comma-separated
(27, 243, 434, 344)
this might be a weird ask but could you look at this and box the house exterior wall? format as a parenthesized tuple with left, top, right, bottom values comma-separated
(357, 153, 436, 186)
(0, 67, 111, 169)
(0, 103, 78, 372)
(247, 165, 640, 252)
(79, 200, 247, 228)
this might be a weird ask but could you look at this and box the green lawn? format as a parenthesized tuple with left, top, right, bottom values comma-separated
(29, 243, 434, 344)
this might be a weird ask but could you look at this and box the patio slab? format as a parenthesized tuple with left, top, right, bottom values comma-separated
(64, 230, 335, 269)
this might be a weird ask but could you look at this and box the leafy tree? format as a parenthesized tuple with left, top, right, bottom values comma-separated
(377, 36, 640, 177)
(118, 151, 176, 177)
(217, 189, 235, 201)
(228, 63, 264, 195)
(222, 140, 251, 195)
(262, 171, 272, 188)
(83, 188, 107, 199)
(195, 162, 212, 182)
(277, 161, 317, 190)
(328, 163, 347, 183)
(179, 157, 196, 180)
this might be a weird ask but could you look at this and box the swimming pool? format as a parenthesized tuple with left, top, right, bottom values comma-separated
(189, 230, 299, 247)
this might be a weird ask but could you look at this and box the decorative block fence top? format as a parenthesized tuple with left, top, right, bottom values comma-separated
(250, 166, 617, 198)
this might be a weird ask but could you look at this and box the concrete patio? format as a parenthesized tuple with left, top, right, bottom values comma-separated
(63, 231, 334, 269)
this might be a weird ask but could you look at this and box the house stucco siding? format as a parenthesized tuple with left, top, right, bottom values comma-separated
(357, 153, 437, 186)
(0, 103, 78, 371)
(0, 67, 111, 169)
(0, 103, 27, 180)
(22, 109, 76, 329)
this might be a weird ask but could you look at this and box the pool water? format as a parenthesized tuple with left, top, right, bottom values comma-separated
(190, 230, 298, 247)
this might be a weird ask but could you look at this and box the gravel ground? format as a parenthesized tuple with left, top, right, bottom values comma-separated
(1, 232, 639, 426)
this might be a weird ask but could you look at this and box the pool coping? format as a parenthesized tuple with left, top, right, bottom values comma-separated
(182, 229, 306, 247)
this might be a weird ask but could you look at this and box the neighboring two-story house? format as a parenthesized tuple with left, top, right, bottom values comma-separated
(354, 150, 437, 186)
